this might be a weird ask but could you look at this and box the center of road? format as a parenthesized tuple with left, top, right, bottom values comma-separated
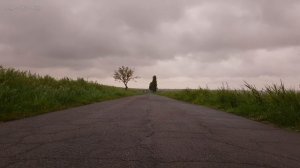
(1, 95, 300, 168)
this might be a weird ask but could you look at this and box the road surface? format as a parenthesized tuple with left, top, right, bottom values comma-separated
(1, 95, 300, 168)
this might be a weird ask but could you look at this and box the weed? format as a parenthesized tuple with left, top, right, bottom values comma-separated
(160, 82, 300, 130)
(0, 67, 140, 121)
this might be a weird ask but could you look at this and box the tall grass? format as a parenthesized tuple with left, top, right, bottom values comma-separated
(0, 66, 140, 121)
(160, 82, 300, 130)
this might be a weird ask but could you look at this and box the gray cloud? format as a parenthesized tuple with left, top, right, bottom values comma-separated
(1, 0, 300, 88)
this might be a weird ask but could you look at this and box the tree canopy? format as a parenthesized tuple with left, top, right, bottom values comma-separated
(149, 75, 157, 92)
(113, 66, 138, 90)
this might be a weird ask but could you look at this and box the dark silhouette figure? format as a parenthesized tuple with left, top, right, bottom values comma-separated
(149, 75, 157, 92)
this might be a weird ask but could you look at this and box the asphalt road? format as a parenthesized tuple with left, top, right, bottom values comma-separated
(1, 95, 300, 168)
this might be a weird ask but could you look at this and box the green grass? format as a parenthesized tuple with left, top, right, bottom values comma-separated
(160, 82, 300, 130)
(0, 66, 141, 121)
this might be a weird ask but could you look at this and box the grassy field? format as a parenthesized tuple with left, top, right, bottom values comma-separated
(0, 66, 141, 121)
(160, 82, 300, 130)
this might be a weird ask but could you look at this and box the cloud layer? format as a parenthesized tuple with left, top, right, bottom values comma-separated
(1, 0, 300, 89)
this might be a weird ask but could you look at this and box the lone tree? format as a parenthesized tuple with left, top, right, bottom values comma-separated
(149, 75, 157, 92)
(113, 66, 138, 90)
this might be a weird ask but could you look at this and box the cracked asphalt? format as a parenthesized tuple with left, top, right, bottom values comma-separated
(1, 94, 300, 168)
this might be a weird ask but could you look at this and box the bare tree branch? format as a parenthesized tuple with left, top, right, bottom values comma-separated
(113, 66, 139, 90)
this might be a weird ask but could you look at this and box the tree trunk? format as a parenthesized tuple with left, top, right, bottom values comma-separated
(125, 84, 128, 90)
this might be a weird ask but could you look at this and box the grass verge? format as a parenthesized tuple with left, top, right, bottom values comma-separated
(0, 66, 141, 121)
(160, 82, 300, 131)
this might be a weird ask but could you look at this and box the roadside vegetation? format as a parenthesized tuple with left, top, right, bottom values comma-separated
(0, 66, 140, 121)
(160, 82, 300, 130)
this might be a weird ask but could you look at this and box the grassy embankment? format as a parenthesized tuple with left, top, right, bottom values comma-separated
(0, 66, 141, 121)
(160, 82, 300, 130)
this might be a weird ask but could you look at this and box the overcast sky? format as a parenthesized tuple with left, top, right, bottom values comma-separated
(1, 0, 300, 89)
